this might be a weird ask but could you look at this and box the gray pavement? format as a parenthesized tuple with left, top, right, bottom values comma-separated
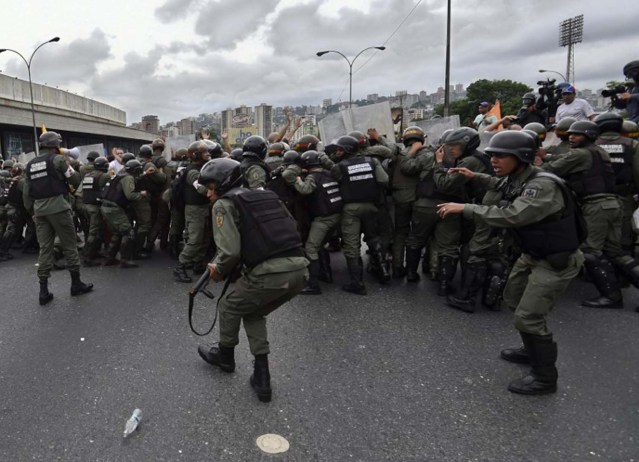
(0, 250, 637, 461)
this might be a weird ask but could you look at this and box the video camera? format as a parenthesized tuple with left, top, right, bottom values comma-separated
(536, 78, 561, 118)
(601, 85, 628, 110)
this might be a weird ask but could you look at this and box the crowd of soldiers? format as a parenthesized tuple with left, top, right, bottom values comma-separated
(2, 61, 639, 398)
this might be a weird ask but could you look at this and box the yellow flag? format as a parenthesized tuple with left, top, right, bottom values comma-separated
(41, 123, 47, 133)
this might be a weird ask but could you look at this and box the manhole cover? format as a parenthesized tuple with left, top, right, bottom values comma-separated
(256, 433, 290, 454)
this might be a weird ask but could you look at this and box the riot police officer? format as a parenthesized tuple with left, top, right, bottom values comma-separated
(101, 159, 148, 268)
(24, 131, 93, 305)
(330, 135, 389, 294)
(195, 158, 308, 403)
(438, 130, 584, 395)
(240, 135, 270, 189)
(173, 141, 211, 283)
(294, 150, 343, 294)
(81, 156, 110, 266)
(594, 112, 639, 254)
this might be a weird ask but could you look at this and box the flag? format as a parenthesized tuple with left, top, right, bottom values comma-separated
(41, 123, 47, 134)
(486, 100, 502, 130)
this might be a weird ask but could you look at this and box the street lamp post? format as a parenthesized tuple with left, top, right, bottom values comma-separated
(538, 69, 568, 82)
(316, 46, 386, 108)
(0, 37, 60, 155)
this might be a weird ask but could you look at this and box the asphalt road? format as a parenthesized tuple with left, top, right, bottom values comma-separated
(0, 249, 637, 461)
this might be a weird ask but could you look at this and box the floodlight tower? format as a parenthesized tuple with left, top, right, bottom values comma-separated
(559, 14, 583, 84)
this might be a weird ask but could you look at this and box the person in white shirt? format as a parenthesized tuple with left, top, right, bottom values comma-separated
(108, 147, 125, 175)
(554, 85, 595, 122)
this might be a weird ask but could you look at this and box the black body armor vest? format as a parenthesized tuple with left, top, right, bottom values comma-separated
(102, 175, 130, 208)
(222, 188, 303, 268)
(566, 146, 616, 198)
(82, 171, 105, 206)
(182, 164, 208, 206)
(338, 156, 379, 204)
(26, 153, 69, 199)
(595, 135, 635, 195)
(306, 170, 343, 218)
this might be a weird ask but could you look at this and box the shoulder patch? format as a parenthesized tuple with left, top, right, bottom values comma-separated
(522, 188, 539, 199)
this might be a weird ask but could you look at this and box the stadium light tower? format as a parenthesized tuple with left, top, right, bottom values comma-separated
(559, 15, 583, 84)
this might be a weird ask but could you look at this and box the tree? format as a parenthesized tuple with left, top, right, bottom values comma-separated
(434, 79, 532, 126)
(466, 79, 532, 117)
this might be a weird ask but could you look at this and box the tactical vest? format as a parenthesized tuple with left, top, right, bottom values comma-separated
(102, 175, 130, 208)
(7, 178, 22, 206)
(513, 172, 583, 258)
(82, 171, 106, 206)
(565, 145, 616, 199)
(223, 188, 303, 268)
(415, 171, 463, 202)
(264, 172, 296, 206)
(25, 152, 69, 199)
(338, 156, 379, 204)
(306, 170, 343, 218)
(240, 156, 269, 188)
(595, 135, 635, 195)
(0, 176, 9, 206)
(182, 164, 209, 206)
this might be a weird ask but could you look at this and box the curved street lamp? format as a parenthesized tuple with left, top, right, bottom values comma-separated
(538, 68, 568, 83)
(316, 46, 386, 108)
(0, 37, 60, 155)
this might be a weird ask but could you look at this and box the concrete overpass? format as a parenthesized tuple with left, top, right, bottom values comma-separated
(0, 73, 154, 159)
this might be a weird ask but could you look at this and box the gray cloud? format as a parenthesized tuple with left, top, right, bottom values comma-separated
(155, 0, 199, 23)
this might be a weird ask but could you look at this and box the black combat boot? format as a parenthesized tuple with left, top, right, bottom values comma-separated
(198, 343, 235, 372)
(103, 238, 120, 266)
(446, 262, 487, 313)
(405, 246, 422, 283)
(250, 354, 272, 402)
(83, 239, 102, 267)
(318, 248, 333, 283)
(119, 238, 139, 268)
(482, 261, 507, 310)
(437, 256, 456, 296)
(500, 331, 531, 364)
(508, 333, 557, 395)
(582, 256, 623, 308)
(70, 271, 94, 296)
(616, 260, 639, 289)
(301, 259, 322, 295)
(39, 277, 53, 306)
(168, 235, 180, 260)
(342, 257, 367, 295)
(173, 263, 192, 283)
(370, 242, 391, 284)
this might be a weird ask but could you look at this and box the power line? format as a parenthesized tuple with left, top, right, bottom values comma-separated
(336, 0, 424, 101)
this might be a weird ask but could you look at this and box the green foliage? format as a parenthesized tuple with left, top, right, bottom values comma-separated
(436, 79, 532, 125)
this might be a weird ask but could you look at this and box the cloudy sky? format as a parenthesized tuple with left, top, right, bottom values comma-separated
(0, 0, 635, 125)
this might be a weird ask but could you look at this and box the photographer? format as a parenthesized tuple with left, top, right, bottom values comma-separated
(515, 92, 548, 126)
(620, 60, 639, 123)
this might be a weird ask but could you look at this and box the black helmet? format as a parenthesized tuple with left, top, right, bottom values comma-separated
(347, 131, 369, 150)
(485, 131, 537, 164)
(335, 135, 359, 156)
(199, 158, 242, 195)
(522, 122, 547, 142)
(444, 127, 480, 154)
(125, 159, 143, 175)
(301, 150, 321, 168)
(86, 151, 100, 162)
(94, 157, 109, 172)
(139, 144, 153, 158)
(268, 142, 287, 157)
(554, 117, 576, 137)
(594, 112, 623, 133)
(402, 126, 426, 146)
(230, 148, 244, 161)
(521, 129, 542, 148)
(188, 140, 208, 160)
(522, 92, 536, 106)
(175, 147, 188, 159)
(122, 152, 136, 163)
(202, 139, 223, 158)
(623, 60, 639, 79)
(39, 131, 62, 149)
(622, 120, 639, 139)
(293, 135, 319, 153)
(152, 138, 165, 151)
(282, 150, 301, 166)
(243, 135, 268, 160)
(438, 128, 454, 146)
(568, 120, 599, 141)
